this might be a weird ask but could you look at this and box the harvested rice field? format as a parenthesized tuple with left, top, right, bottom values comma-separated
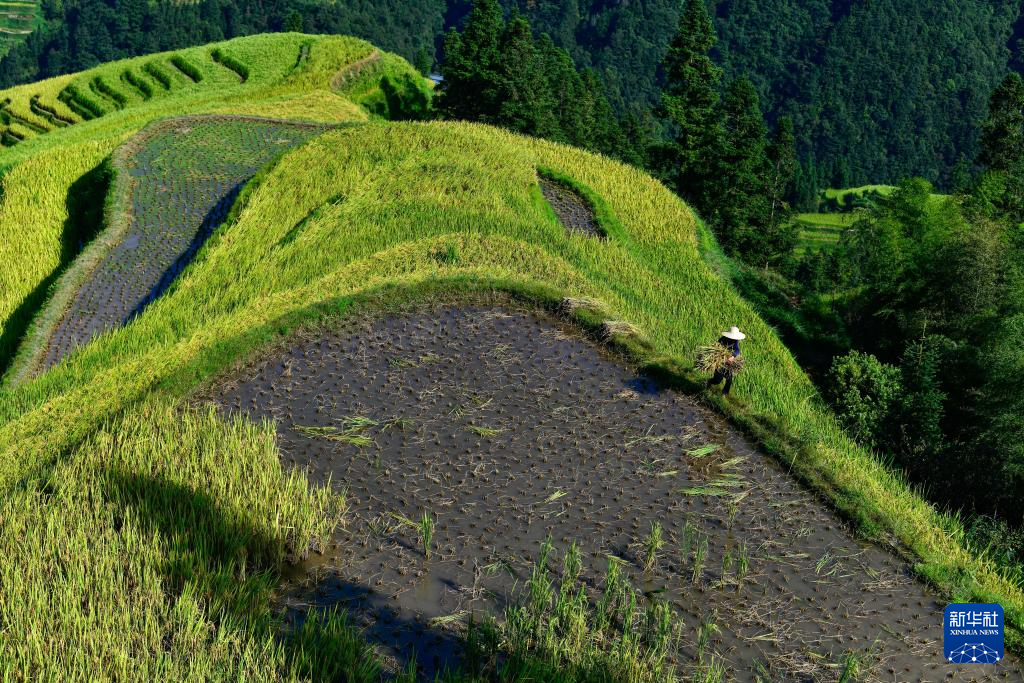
(201, 303, 1024, 682)
(40, 116, 326, 369)
(539, 174, 605, 239)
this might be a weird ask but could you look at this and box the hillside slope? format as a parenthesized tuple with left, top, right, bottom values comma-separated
(0, 31, 426, 375)
(0, 34, 1022, 679)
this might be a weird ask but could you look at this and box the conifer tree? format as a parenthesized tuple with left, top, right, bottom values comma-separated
(974, 72, 1024, 221)
(284, 9, 302, 33)
(712, 77, 769, 257)
(712, 77, 794, 264)
(496, 16, 557, 139)
(438, 0, 630, 163)
(659, 0, 722, 205)
(979, 72, 1024, 173)
(438, 0, 504, 122)
(766, 116, 797, 225)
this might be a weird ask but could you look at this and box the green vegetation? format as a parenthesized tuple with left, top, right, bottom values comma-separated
(656, 1, 796, 266)
(419, 511, 435, 560)
(793, 213, 855, 255)
(756, 145, 1024, 584)
(437, 0, 636, 163)
(3, 0, 1023, 193)
(0, 0, 37, 59)
(3, 30, 1024, 677)
(823, 185, 895, 209)
(0, 398, 343, 678)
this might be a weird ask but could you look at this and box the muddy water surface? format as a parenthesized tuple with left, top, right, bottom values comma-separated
(202, 305, 1023, 682)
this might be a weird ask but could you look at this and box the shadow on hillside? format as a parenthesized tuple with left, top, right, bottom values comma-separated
(0, 159, 110, 375)
(104, 468, 464, 680)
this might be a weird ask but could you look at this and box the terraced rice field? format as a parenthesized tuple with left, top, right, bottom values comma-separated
(41, 116, 326, 369)
(0, 0, 37, 58)
(793, 213, 856, 255)
(0, 34, 376, 156)
(201, 303, 1023, 682)
(4, 73, 1024, 675)
(539, 174, 605, 239)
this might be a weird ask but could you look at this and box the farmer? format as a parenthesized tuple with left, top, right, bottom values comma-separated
(707, 326, 745, 395)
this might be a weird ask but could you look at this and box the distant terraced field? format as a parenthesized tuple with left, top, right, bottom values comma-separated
(794, 212, 857, 255)
(0, 0, 37, 59)
(0, 32, 427, 381)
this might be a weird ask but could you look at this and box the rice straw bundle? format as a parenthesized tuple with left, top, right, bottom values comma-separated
(695, 343, 746, 377)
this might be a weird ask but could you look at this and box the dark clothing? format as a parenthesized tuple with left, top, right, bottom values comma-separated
(708, 369, 733, 394)
(720, 336, 740, 357)
(707, 336, 741, 395)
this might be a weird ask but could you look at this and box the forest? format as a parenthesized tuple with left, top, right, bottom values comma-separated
(2, 0, 1024, 191)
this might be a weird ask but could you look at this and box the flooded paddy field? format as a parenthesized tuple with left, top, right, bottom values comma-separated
(43, 117, 325, 369)
(201, 304, 1023, 682)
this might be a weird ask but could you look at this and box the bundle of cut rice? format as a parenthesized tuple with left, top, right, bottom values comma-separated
(695, 344, 746, 376)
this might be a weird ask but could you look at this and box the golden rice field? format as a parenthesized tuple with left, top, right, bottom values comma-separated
(0, 32, 1020, 681)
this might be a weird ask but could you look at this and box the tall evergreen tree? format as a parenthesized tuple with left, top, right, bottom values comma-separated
(438, 0, 504, 121)
(972, 72, 1024, 222)
(438, 1, 631, 162)
(711, 77, 774, 261)
(978, 72, 1024, 174)
(658, 0, 721, 206)
(495, 15, 556, 137)
(766, 116, 797, 227)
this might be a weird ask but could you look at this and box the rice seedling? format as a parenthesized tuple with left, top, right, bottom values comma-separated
(691, 533, 708, 584)
(720, 548, 733, 583)
(695, 614, 720, 664)
(418, 510, 435, 559)
(691, 656, 726, 683)
(679, 517, 696, 561)
(816, 549, 840, 576)
(643, 520, 665, 572)
(467, 424, 503, 437)
(294, 424, 374, 448)
(625, 425, 674, 449)
(685, 444, 719, 458)
(543, 489, 568, 504)
(735, 542, 750, 587)
(726, 498, 740, 528)
(341, 415, 378, 432)
(717, 455, 746, 470)
(679, 485, 730, 497)
(838, 651, 861, 682)
(428, 612, 468, 627)
(382, 416, 413, 431)
(491, 539, 680, 683)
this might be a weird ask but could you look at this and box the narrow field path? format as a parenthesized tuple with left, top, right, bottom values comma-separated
(201, 303, 1024, 682)
(41, 117, 326, 370)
